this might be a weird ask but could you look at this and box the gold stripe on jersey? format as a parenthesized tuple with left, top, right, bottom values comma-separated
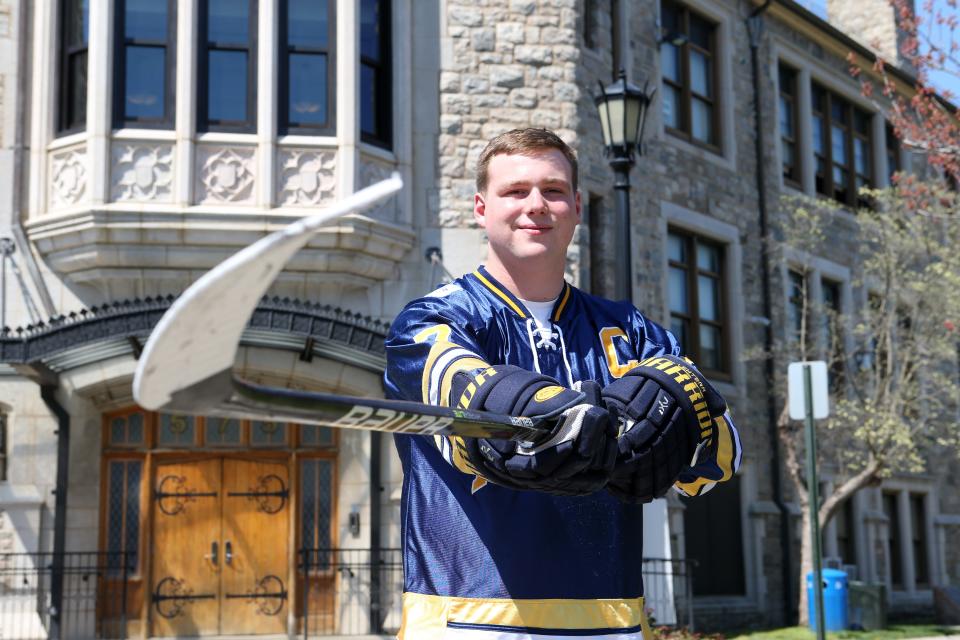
(552, 283, 572, 322)
(473, 270, 527, 318)
(398, 592, 652, 639)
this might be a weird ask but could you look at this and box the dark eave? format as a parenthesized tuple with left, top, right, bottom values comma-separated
(0, 296, 389, 374)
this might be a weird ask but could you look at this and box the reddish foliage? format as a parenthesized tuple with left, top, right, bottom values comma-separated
(862, 1, 960, 184)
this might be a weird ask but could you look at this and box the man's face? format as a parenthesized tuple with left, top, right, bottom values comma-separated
(474, 149, 582, 274)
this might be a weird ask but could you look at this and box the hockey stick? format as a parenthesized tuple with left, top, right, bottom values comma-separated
(132, 175, 550, 442)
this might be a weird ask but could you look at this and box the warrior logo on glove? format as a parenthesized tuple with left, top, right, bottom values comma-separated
(636, 355, 717, 446)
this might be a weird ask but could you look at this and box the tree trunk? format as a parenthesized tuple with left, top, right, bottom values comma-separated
(798, 508, 814, 627)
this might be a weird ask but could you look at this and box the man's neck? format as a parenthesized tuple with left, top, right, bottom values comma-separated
(483, 258, 565, 302)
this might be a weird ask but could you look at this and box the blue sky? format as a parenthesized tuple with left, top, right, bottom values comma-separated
(796, 0, 960, 100)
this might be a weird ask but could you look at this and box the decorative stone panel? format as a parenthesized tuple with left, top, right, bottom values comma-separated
(276, 148, 337, 206)
(49, 144, 88, 210)
(195, 145, 256, 205)
(358, 157, 398, 223)
(111, 142, 174, 202)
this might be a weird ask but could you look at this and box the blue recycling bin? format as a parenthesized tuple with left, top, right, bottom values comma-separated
(807, 569, 848, 631)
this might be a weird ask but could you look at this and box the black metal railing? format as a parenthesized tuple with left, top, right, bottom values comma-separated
(642, 557, 697, 631)
(298, 548, 403, 638)
(0, 551, 133, 639)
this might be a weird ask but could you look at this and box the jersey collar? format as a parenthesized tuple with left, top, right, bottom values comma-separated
(471, 265, 573, 322)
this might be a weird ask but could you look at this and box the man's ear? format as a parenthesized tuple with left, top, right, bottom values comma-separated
(474, 192, 487, 227)
(575, 190, 582, 224)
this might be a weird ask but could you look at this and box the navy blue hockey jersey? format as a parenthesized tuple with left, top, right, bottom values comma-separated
(384, 266, 742, 639)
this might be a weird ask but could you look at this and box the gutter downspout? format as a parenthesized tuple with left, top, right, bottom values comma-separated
(41, 383, 70, 640)
(747, 0, 794, 626)
(369, 432, 383, 633)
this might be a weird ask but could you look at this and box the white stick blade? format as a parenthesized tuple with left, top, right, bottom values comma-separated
(133, 175, 403, 411)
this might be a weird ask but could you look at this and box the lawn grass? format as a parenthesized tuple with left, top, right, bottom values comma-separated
(726, 624, 960, 639)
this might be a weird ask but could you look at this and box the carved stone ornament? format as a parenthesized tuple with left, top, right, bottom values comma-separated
(111, 143, 174, 202)
(196, 145, 256, 204)
(50, 145, 88, 209)
(277, 149, 336, 206)
(359, 158, 397, 222)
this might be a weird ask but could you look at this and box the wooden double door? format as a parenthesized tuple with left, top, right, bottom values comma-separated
(151, 457, 290, 636)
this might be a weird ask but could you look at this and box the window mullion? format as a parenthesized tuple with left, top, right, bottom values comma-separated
(687, 235, 700, 360)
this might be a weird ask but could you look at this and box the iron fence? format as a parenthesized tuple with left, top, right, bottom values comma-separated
(298, 547, 403, 638)
(0, 551, 132, 639)
(642, 557, 697, 631)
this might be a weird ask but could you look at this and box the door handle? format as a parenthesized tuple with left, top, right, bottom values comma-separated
(225, 540, 233, 565)
(204, 541, 218, 565)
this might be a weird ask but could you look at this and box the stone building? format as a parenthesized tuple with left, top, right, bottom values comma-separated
(0, 0, 956, 637)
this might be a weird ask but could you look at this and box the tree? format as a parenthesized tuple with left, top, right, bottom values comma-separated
(771, 183, 960, 624)
(851, 1, 960, 183)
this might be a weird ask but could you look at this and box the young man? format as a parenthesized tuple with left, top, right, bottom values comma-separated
(384, 128, 741, 639)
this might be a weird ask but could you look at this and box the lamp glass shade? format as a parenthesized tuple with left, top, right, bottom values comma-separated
(598, 95, 642, 147)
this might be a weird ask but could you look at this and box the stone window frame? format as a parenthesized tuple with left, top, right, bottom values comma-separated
(655, 0, 737, 171)
(112, 0, 178, 130)
(779, 248, 853, 367)
(810, 82, 874, 208)
(873, 479, 940, 601)
(658, 201, 745, 397)
(771, 40, 892, 199)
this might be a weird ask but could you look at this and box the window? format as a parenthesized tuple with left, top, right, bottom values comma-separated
(886, 123, 901, 182)
(910, 493, 929, 587)
(660, 1, 719, 149)
(360, 0, 392, 148)
(114, 0, 176, 127)
(667, 229, 728, 376)
(787, 269, 808, 346)
(300, 458, 335, 553)
(0, 412, 6, 481)
(584, 0, 598, 49)
(883, 492, 903, 589)
(199, 0, 257, 132)
(821, 278, 843, 387)
(812, 84, 873, 207)
(588, 193, 611, 298)
(683, 475, 745, 596)
(58, 0, 89, 133)
(280, 0, 335, 134)
(835, 496, 856, 567)
(106, 459, 142, 575)
(779, 63, 800, 187)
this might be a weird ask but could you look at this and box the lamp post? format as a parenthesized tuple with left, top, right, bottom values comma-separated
(594, 69, 655, 302)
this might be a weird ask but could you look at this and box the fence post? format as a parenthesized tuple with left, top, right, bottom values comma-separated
(686, 560, 695, 632)
(301, 549, 308, 640)
(120, 551, 129, 639)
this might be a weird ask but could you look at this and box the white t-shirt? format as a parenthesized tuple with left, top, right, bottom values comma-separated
(519, 297, 557, 331)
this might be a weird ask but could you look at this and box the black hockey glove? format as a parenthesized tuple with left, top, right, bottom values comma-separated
(449, 365, 617, 495)
(601, 354, 726, 504)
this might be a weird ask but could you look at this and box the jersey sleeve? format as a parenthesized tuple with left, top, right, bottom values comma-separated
(384, 296, 498, 486)
(384, 297, 491, 406)
(627, 308, 743, 498)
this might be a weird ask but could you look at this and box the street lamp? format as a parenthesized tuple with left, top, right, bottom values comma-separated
(594, 68, 656, 301)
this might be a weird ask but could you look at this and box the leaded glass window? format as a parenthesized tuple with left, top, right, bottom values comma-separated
(300, 425, 334, 448)
(109, 411, 145, 447)
(812, 83, 874, 207)
(158, 414, 195, 447)
(106, 459, 142, 576)
(204, 418, 242, 447)
(251, 421, 287, 447)
(300, 459, 334, 570)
